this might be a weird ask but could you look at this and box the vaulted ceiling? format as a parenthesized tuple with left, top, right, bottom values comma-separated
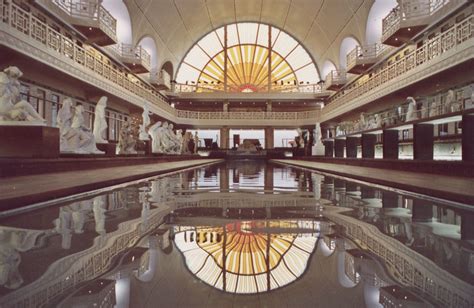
(125, 0, 375, 76)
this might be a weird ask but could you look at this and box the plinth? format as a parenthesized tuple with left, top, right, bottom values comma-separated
(0, 125, 59, 158)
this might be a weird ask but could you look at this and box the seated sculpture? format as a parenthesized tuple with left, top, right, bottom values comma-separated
(117, 120, 137, 154)
(57, 99, 103, 154)
(0, 66, 45, 124)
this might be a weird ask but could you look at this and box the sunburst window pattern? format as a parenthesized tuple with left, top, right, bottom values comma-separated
(176, 23, 320, 93)
(174, 220, 319, 294)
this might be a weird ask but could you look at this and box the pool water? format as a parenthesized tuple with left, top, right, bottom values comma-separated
(0, 161, 472, 307)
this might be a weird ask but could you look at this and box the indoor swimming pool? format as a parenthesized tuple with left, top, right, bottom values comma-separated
(0, 161, 472, 307)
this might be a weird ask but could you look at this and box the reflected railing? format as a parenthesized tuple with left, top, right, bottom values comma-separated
(327, 14, 474, 115)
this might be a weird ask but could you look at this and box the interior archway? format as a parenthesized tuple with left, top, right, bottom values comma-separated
(339, 37, 361, 69)
(365, 0, 398, 44)
(102, 0, 132, 44)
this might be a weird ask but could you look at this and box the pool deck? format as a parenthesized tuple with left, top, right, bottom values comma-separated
(272, 159, 474, 205)
(0, 159, 222, 210)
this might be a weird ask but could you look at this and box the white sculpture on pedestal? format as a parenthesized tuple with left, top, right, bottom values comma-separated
(71, 105, 104, 154)
(139, 104, 152, 141)
(0, 66, 45, 125)
(194, 132, 200, 152)
(93, 96, 108, 143)
(312, 123, 325, 156)
(117, 120, 137, 154)
(181, 132, 192, 154)
(405, 97, 418, 122)
(175, 129, 183, 153)
(59, 103, 103, 154)
(429, 96, 440, 117)
(446, 90, 461, 113)
(149, 121, 164, 153)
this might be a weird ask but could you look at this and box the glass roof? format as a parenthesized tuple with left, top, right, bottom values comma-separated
(176, 23, 320, 93)
(174, 220, 319, 294)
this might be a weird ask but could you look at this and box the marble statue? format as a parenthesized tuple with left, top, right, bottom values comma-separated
(420, 99, 429, 118)
(139, 104, 152, 140)
(194, 131, 200, 152)
(296, 128, 304, 148)
(446, 90, 461, 113)
(71, 104, 103, 154)
(358, 113, 368, 131)
(117, 120, 137, 154)
(429, 96, 440, 117)
(93, 96, 108, 143)
(167, 124, 181, 153)
(0, 66, 45, 124)
(181, 132, 192, 154)
(175, 129, 183, 153)
(57, 99, 102, 154)
(149, 121, 163, 153)
(312, 123, 324, 156)
(405, 97, 418, 122)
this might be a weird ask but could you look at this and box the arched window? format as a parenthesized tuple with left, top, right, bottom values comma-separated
(321, 60, 337, 79)
(102, 0, 132, 44)
(176, 23, 320, 93)
(339, 37, 360, 69)
(366, 0, 398, 44)
(138, 36, 158, 69)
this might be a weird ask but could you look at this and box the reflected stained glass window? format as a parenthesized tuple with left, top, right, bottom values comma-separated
(174, 220, 318, 294)
(176, 23, 320, 93)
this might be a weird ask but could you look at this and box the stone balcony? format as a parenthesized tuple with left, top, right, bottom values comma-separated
(324, 70, 347, 91)
(150, 69, 171, 90)
(107, 43, 151, 74)
(39, 0, 117, 46)
(346, 44, 391, 74)
(382, 0, 468, 47)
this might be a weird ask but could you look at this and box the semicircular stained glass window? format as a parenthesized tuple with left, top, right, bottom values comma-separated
(174, 220, 318, 294)
(176, 23, 320, 93)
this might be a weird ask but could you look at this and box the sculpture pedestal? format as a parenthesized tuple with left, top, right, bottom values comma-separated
(96, 143, 116, 157)
(312, 142, 325, 156)
(136, 140, 152, 155)
(0, 125, 59, 158)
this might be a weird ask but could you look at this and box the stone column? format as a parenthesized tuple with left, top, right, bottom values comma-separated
(324, 140, 334, 157)
(264, 127, 274, 149)
(461, 211, 474, 240)
(334, 138, 345, 158)
(412, 199, 434, 222)
(220, 127, 229, 149)
(383, 130, 399, 159)
(361, 134, 376, 158)
(413, 123, 434, 160)
(264, 164, 274, 193)
(462, 114, 474, 162)
(219, 167, 229, 191)
(346, 136, 360, 158)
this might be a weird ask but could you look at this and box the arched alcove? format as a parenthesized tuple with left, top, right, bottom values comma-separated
(102, 0, 132, 44)
(138, 36, 158, 69)
(365, 0, 398, 44)
(339, 37, 361, 69)
(321, 60, 337, 79)
(162, 61, 174, 79)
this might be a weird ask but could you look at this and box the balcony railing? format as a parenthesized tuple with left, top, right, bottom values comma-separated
(326, 14, 473, 117)
(173, 83, 324, 94)
(0, 0, 171, 113)
(52, 0, 117, 43)
(176, 110, 320, 121)
(324, 70, 347, 90)
(346, 43, 390, 73)
(150, 68, 171, 90)
(108, 43, 151, 73)
(382, 0, 464, 44)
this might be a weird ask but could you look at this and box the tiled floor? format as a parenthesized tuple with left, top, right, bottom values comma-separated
(0, 159, 222, 209)
(273, 159, 474, 204)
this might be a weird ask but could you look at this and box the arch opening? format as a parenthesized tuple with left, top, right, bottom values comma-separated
(102, 0, 132, 44)
(365, 0, 398, 45)
(339, 37, 360, 70)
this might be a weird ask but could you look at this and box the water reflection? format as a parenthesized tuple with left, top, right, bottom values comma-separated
(0, 161, 472, 307)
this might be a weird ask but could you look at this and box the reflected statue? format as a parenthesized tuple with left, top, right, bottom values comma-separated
(139, 104, 152, 141)
(117, 120, 137, 154)
(0, 66, 45, 124)
(58, 99, 103, 154)
(93, 96, 108, 143)
(93, 195, 106, 235)
(405, 97, 418, 122)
